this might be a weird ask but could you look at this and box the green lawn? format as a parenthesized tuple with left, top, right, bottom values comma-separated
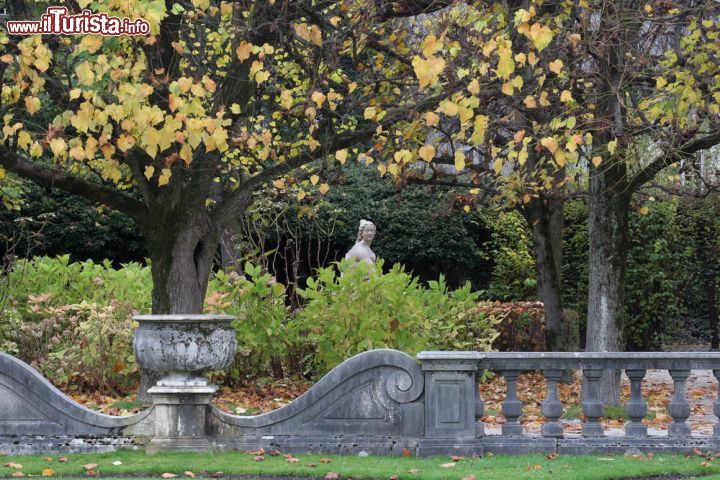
(1, 449, 720, 479)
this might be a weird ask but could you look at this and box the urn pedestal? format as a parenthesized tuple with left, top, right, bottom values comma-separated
(133, 315, 236, 453)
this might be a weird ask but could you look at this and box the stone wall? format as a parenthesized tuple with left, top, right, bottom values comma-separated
(3, 349, 720, 456)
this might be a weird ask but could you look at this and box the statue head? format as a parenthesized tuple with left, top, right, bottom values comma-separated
(356, 219, 376, 243)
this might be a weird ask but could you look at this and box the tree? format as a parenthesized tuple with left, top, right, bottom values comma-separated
(363, 1, 720, 402)
(0, 0, 454, 315)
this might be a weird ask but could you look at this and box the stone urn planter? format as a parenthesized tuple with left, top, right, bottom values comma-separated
(132, 314, 236, 453)
(133, 314, 236, 387)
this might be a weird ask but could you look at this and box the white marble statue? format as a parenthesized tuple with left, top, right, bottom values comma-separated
(345, 219, 376, 265)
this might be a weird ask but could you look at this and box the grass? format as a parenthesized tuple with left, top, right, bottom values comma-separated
(1, 449, 720, 480)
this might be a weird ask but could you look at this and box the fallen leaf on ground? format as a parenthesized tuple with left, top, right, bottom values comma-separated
(269, 450, 281, 456)
(58, 457, 68, 463)
(320, 458, 332, 463)
(307, 463, 318, 467)
(286, 458, 300, 463)
(408, 469, 420, 474)
(325, 473, 339, 480)
(83, 464, 97, 470)
(161, 474, 177, 478)
(439, 462, 456, 468)
(461, 475, 476, 480)
(546, 453, 559, 460)
(43, 457, 53, 462)
(526, 464, 542, 471)
(390, 476, 398, 480)
(254, 455, 264, 462)
(4, 462, 22, 469)
(451, 455, 464, 461)
(11, 472, 24, 477)
(41, 469, 55, 476)
(248, 448, 265, 456)
(184, 472, 195, 478)
(283, 454, 295, 459)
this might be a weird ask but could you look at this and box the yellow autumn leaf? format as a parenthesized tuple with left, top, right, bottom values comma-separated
(335, 149, 348, 164)
(41, 468, 55, 477)
(493, 158, 503, 174)
(78, 36, 102, 54)
(418, 144, 435, 162)
(424, 111, 440, 127)
(529, 23, 554, 52)
(518, 146, 529, 165)
(236, 41, 253, 61)
(560, 90, 573, 102)
(311, 91, 326, 107)
(144, 165, 155, 180)
(496, 47, 515, 79)
(280, 90, 293, 110)
(468, 78, 480, 95)
(24, 96, 40, 115)
(421, 34, 443, 57)
(540, 136, 559, 154)
(273, 179, 285, 189)
(438, 100, 459, 116)
(377, 164, 387, 176)
(592, 156, 603, 167)
(318, 183, 330, 195)
(310, 174, 319, 185)
(463, 205, 471, 213)
(0, 54, 13, 63)
(49, 138, 67, 159)
(364, 107, 377, 120)
(523, 95, 537, 108)
(158, 168, 172, 186)
(639, 206, 649, 215)
(30, 142, 43, 157)
(549, 59, 563, 74)
(412, 55, 446, 89)
(454, 150, 466, 171)
(501, 82, 514, 96)
(75, 61, 95, 86)
(117, 134, 136, 152)
(608, 138, 618, 155)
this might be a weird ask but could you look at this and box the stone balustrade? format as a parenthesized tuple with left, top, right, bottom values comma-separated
(418, 351, 720, 454)
(3, 348, 720, 456)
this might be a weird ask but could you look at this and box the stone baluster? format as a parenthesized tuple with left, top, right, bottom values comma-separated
(502, 370, 523, 436)
(668, 369, 691, 437)
(475, 368, 485, 438)
(582, 369, 604, 437)
(714, 370, 720, 439)
(624, 369, 647, 437)
(542, 369, 563, 438)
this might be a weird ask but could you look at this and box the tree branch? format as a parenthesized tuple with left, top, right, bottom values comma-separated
(628, 132, 720, 193)
(0, 146, 147, 223)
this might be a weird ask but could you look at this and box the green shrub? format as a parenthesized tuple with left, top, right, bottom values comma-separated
(1, 255, 150, 394)
(479, 210, 536, 301)
(290, 259, 500, 374)
(206, 263, 289, 382)
(5, 296, 138, 395)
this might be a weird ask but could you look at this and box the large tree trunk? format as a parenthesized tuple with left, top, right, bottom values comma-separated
(585, 169, 630, 406)
(146, 210, 219, 314)
(524, 199, 565, 352)
(137, 208, 220, 401)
